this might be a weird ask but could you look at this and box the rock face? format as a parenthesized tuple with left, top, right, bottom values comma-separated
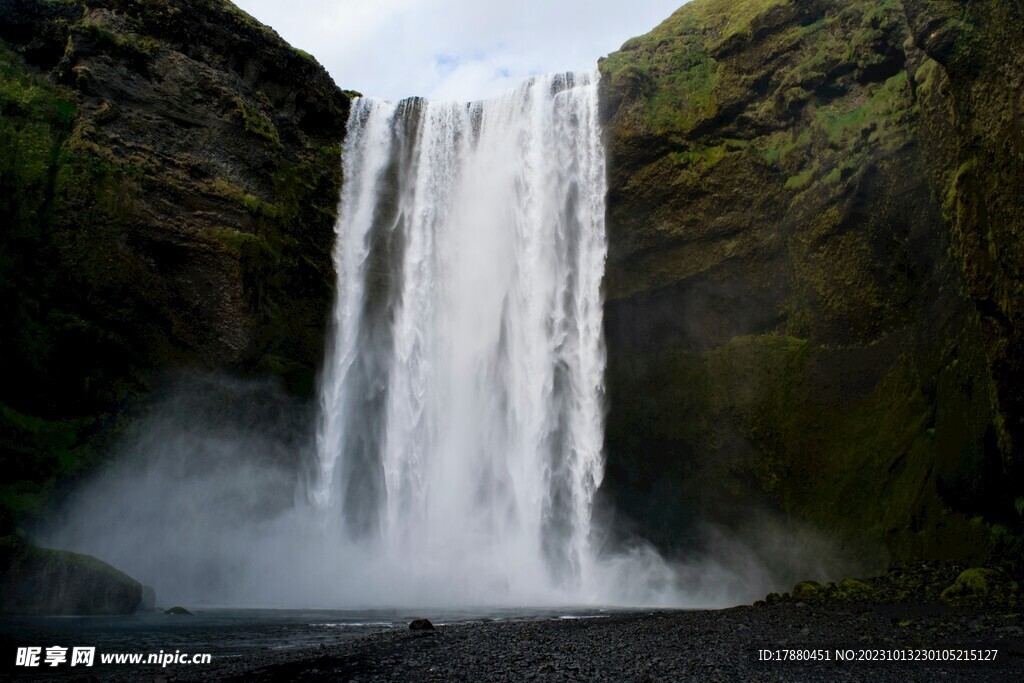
(3, 0, 1021, 579)
(1, 539, 142, 614)
(0, 0, 351, 530)
(598, 0, 1023, 567)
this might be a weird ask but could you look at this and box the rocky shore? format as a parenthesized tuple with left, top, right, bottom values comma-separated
(86, 603, 1023, 682)
(4, 562, 1020, 681)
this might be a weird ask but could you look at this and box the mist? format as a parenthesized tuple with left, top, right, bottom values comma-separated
(33, 370, 844, 610)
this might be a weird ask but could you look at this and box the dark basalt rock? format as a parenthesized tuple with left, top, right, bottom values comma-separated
(766, 561, 1022, 608)
(164, 605, 193, 615)
(0, 0, 352, 392)
(409, 618, 435, 631)
(0, 537, 142, 615)
(597, 0, 1024, 572)
(0, 0, 354, 537)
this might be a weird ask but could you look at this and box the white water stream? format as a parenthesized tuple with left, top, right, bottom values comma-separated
(41, 73, 702, 609)
(314, 72, 610, 602)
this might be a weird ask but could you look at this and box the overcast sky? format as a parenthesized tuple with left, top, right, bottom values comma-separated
(230, 0, 688, 102)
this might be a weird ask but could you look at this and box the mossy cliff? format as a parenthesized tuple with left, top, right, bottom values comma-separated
(1, 534, 142, 614)
(0, 0, 352, 530)
(598, 0, 1024, 569)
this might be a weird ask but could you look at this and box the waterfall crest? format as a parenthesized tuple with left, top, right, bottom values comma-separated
(315, 72, 609, 601)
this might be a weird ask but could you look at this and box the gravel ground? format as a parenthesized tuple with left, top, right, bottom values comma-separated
(56, 602, 1020, 682)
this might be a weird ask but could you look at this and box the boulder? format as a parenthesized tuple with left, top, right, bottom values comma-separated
(409, 618, 435, 631)
(0, 539, 141, 615)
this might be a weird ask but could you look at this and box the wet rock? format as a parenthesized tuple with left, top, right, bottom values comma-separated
(409, 618, 435, 631)
(835, 578, 874, 602)
(0, 0, 355, 520)
(598, 0, 1024, 568)
(942, 568, 995, 601)
(792, 581, 823, 601)
(0, 541, 141, 615)
(165, 606, 193, 615)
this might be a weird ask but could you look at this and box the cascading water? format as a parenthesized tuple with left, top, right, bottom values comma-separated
(40, 71, 684, 610)
(314, 72, 609, 603)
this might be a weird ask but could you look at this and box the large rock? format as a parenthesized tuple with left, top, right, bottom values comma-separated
(597, 0, 1023, 568)
(1, 538, 142, 615)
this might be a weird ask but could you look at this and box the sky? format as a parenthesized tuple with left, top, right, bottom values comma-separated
(230, 0, 689, 102)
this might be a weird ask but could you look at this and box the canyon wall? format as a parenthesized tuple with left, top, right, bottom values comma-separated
(0, 0, 350, 529)
(598, 0, 1024, 567)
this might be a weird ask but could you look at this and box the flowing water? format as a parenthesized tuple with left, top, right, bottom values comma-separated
(314, 72, 610, 603)
(37, 72, 688, 611)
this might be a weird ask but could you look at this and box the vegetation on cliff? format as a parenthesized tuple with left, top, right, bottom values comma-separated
(0, 0, 352, 533)
(599, 0, 1023, 571)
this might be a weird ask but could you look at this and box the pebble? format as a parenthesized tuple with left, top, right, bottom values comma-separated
(97, 605, 1024, 682)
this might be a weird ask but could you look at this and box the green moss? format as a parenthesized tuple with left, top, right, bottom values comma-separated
(609, 323, 1003, 563)
(649, 58, 719, 133)
(940, 568, 1019, 605)
(78, 15, 160, 60)
(600, 0, 792, 135)
(784, 168, 814, 191)
(602, 0, 1022, 567)
(673, 0, 791, 50)
(202, 177, 278, 218)
(231, 96, 281, 148)
(203, 226, 262, 257)
(294, 48, 317, 66)
(240, 144, 342, 394)
(834, 578, 873, 601)
(784, 577, 877, 605)
(1, 0, 353, 538)
(822, 106, 867, 144)
(792, 580, 824, 600)
(0, 42, 166, 533)
(0, 403, 103, 525)
(822, 167, 841, 185)
(0, 44, 76, 229)
(669, 143, 728, 169)
(765, 561, 1024, 608)
(219, 0, 281, 40)
(759, 131, 797, 165)
(943, 158, 976, 216)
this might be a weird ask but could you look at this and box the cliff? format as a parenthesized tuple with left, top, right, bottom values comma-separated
(0, 0, 351, 530)
(3, 0, 1022, 580)
(598, 0, 1024, 568)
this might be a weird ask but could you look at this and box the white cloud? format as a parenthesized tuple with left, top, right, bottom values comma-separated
(230, 0, 688, 101)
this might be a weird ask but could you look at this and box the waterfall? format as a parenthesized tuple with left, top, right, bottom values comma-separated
(314, 72, 609, 601)
(38, 71, 682, 608)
